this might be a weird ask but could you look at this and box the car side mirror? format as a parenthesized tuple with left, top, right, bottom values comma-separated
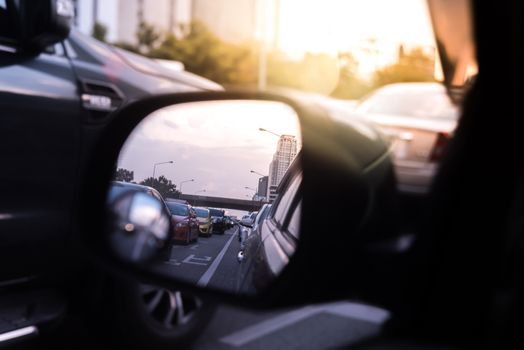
(86, 91, 400, 308)
(0, 0, 74, 54)
(240, 219, 253, 228)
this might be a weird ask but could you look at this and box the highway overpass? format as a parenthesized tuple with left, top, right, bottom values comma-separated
(178, 194, 267, 211)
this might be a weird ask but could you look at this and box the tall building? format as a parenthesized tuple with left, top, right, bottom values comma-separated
(256, 176, 268, 200)
(192, 0, 257, 44)
(74, 0, 191, 44)
(267, 135, 297, 202)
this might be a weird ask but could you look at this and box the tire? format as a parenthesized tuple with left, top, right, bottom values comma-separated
(101, 278, 216, 350)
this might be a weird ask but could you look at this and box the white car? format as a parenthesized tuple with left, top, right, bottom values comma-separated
(353, 83, 459, 194)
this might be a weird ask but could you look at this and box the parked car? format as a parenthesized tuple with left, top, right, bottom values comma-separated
(166, 201, 200, 244)
(193, 207, 213, 237)
(209, 208, 227, 234)
(353, 82, 459, 194)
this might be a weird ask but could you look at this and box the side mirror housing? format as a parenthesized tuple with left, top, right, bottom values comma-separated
(0, 0, 74, 54)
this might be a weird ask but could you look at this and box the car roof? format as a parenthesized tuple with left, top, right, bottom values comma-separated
(110, 180, 154, 193)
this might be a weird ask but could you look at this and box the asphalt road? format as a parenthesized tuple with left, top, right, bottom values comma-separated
(11, 226, 386, 349)
(160, 226, 242, 293)
(157, 226, 388, 349)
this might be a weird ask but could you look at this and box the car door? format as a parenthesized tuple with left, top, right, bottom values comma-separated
(0, 40, 82, 279)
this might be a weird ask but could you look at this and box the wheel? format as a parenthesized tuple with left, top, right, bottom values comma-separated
(96, 278, 216, 349)
(186, 232, 191, 245)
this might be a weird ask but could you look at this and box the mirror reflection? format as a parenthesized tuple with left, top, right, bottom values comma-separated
(108, 100, 302, 295)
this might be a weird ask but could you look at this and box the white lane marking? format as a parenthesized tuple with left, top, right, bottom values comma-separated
(197, 227, 238, 287)
(323, 302, 389, 323)
(219, 302, 389, 347)
(182, 254, 212, 266)
(190, 244, 200, 250)
(220, 306, 320, 347)
(0, 326, 38, 343)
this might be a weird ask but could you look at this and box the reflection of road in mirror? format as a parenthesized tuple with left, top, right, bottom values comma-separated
(153, 225, 245, 293)
(114, 100, 303, 295)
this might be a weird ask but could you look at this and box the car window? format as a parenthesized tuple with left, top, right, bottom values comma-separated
(167, 203, 189, 216)
(195, 208, 209, 218)
(272, 172, 302, 226)
(286, 201, 302, 239)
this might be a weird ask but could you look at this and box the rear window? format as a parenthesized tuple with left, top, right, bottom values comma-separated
(167, 203, 189, 216)
(209, 209, 224, 217)
(195, 208, 209, 218)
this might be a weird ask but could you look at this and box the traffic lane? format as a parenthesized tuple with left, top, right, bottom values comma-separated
(156, 227, 240, 285)
(192, 302, 388, 350)
(206, 227, 245, 291)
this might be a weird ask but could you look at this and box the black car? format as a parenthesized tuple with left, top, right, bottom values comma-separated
(0, 21, 220, 349)
(208, 208, 227, 234)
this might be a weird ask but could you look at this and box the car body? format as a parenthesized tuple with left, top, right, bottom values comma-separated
(166, 201, 200, 244)
(353, 82, 458, 194)
(239, 205, 272, 251)
(209, 208, 227, 234)
(237, 159, 302, 294)
(194, 207, 213, 237)
(0, 25, 224, 346)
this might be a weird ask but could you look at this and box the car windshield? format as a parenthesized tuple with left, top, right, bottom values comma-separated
(195, 208, 209, 218)
(167, 203, 189, 216)
(209, 209, 224, 217)
(356, 85, 458, 119)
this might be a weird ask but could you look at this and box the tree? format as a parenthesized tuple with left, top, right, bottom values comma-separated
(372, 46, 436, 88)
(114, 168, 134, 182)
(92, 22, 108, 42)
(331, 52, 373, 99)
(140, 175, 180, 199)
(266, 52, 341, 94)
(149, 21, 257, 86)
(137, 21, 161, 54)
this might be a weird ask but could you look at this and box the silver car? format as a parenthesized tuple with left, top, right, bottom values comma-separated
(354, 82, 458, 194)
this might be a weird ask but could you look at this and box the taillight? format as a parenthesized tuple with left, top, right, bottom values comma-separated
(430, 132, 451, 162)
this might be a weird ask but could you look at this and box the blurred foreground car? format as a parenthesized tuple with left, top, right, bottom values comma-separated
(354, 83, 458, 194)
(0, 13, 221, 347)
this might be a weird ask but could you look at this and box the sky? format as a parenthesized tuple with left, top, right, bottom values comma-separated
(117, 100, 301, 215)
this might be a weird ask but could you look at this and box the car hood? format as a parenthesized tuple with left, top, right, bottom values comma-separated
(111, 47, 224, 91)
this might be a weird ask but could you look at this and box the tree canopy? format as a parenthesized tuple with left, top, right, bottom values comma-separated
(139, 176, 180, 199)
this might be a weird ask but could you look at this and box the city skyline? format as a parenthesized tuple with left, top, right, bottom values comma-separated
(117, 100, 300, 202)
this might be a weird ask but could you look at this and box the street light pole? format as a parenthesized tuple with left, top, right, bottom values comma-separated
(179, 179, 195, 194)
(152, 161, 174, 179)
(250, 170, 267, 177)
(259, 127, 281, 138)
